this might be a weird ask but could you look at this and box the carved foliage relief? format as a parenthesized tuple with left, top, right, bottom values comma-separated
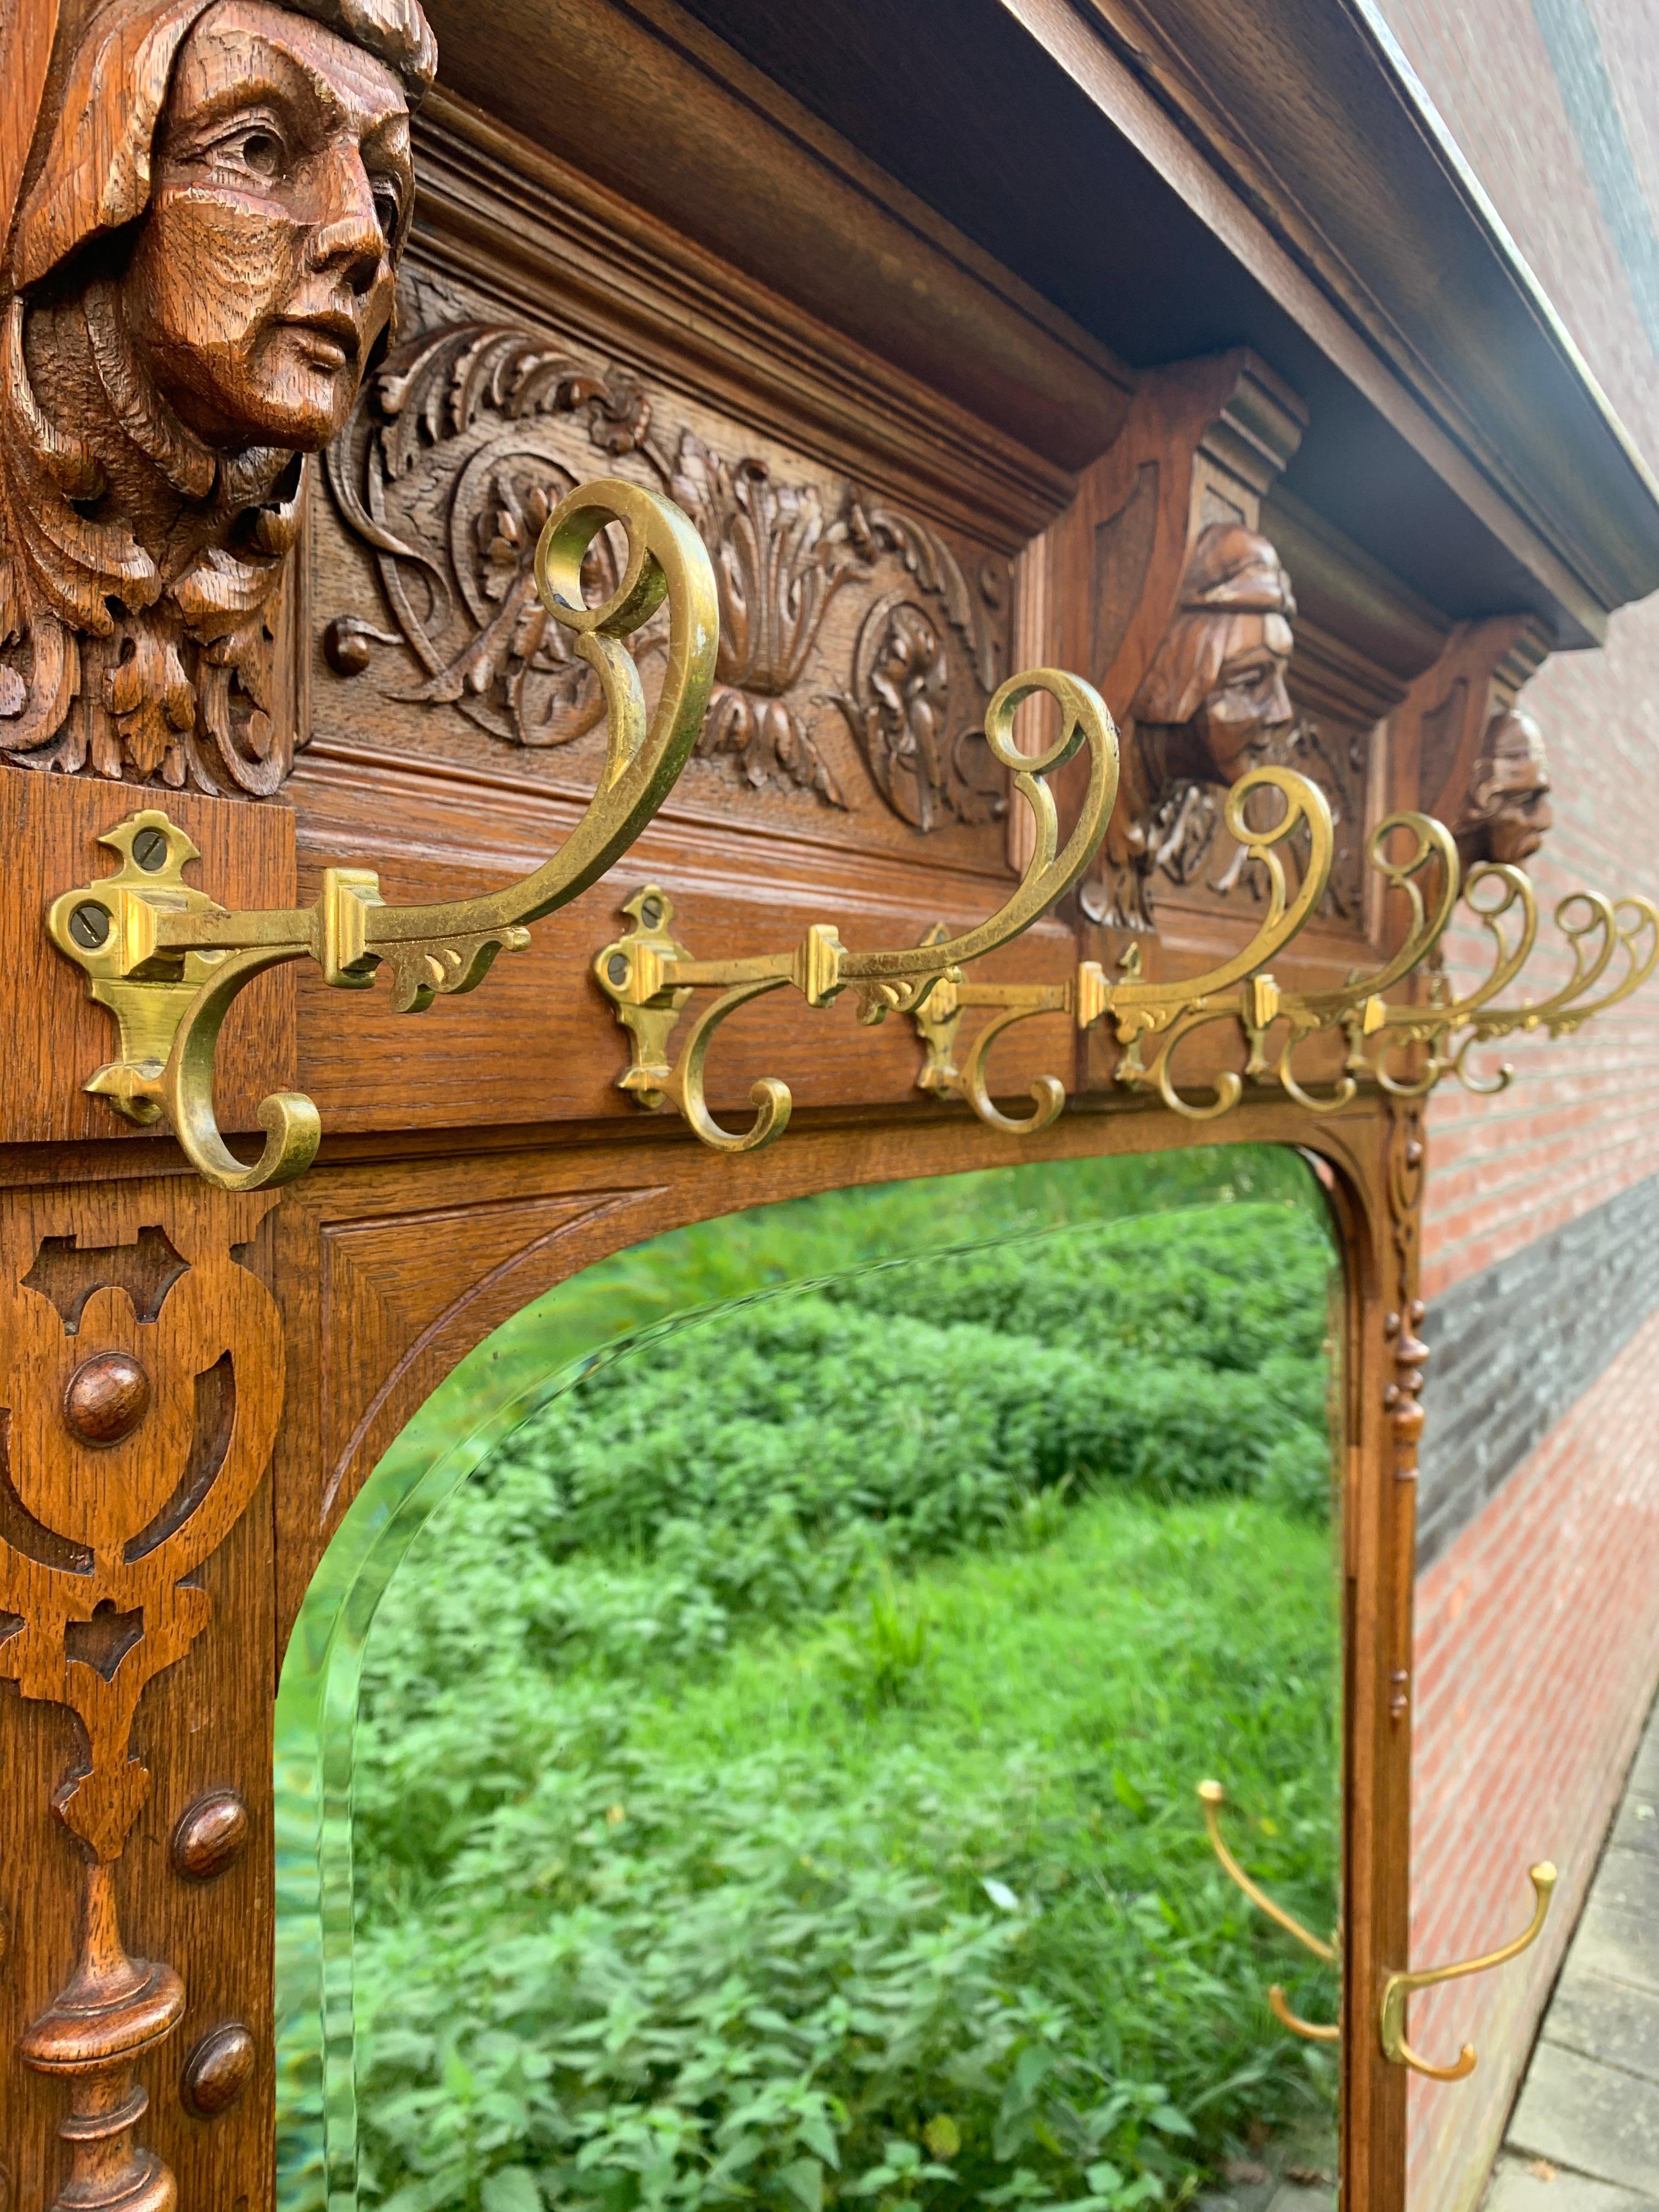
(321, 320, 1012, 833)
(1139, 715, 1368, 926)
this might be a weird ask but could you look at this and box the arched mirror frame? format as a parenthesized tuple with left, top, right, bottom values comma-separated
(259, 1087, 1415, 2212)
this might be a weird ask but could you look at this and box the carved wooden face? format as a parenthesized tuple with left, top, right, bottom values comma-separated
(119, 0, 412, 451)
(1475, 714, 1554, 865)
(1189, 610, 1295, 784)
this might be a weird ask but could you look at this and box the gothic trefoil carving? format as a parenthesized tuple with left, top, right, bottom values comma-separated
(0, 0, 434, 794)
(324, 317, 1011, 823)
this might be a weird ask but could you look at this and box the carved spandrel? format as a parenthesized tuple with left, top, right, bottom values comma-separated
(0, 0, 436, 798)
(317, 315, 1013, 844)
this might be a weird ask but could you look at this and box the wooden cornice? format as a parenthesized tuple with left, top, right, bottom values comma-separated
(1065, 0, 1659, 631)
(648, 0, 1659, 647)
(416, 0, 1134, 482)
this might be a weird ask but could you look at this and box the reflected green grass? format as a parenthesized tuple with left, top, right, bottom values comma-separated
(275, 1147, 1339, 2212)
(348, 1491, 1338, 2209)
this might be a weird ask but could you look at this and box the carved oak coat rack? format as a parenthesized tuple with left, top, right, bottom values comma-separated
(3, 0, 1659, 2204)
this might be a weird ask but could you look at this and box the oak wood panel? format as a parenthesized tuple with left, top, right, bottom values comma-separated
(287, 746, 1081, 1132)
(0, 1181, 283, 2207)
(409, 95, 1092, 551)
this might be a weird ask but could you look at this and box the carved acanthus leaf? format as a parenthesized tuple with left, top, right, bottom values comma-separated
(1147, 718, 1365, 922)
(325, 317, 1012, 828)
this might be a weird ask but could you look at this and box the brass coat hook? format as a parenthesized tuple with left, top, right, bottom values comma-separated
(912, 766, 1336, 1130)
(1379, 1861, 1557, 2081)
(918, 784, 1659, 1132)
(1197, 1780, 1339, 2045)
(46, 478, 719, 1190)
(592, 670, 1119, 1153)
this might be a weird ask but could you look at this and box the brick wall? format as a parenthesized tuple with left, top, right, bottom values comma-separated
(1406, 567, 1659, 2210)
(1422, 596, 1659, 1305)
(1407, 1305, 1659, 2208)
(1369, 7, 1659, 2203)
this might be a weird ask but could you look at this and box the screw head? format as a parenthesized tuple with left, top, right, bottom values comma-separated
(606, 953, 629, 985)
(68, 902, 111, 950)
(132, 826, 169, 872)
(640, 897, 662, 928)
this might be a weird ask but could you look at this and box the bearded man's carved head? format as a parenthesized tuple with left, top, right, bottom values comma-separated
(0, 0, 434, 789)
(1454, 708, 1553, 870)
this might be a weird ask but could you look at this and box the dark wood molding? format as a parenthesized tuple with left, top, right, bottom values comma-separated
(667, 0, 1659, 645)
(416, 0, 1135, 479)
(408, 92, 1101, 551)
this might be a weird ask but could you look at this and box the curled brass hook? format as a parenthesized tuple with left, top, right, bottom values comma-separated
(1197, 1780, 1339, 2045)
(596, 670, 1119, 1150)
(48, 477, 720, 1189)
(958, 1002, 1069, 1136)
(660, 979, 794, 1154)
(915, 766, 1334, 1131)
(1379, 1861, 1556, 2081)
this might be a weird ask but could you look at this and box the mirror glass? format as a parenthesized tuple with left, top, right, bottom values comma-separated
(276, 1147, 1342, 2212)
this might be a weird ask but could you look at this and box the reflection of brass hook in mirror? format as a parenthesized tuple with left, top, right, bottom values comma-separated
(1379, 1860, 1556, 2082)
(594, 670, 1119, 1153)
(1197, 1780, 1340, 2045)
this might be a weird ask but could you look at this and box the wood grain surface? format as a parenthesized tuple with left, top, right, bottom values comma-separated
(1, 0, 1614, 2199)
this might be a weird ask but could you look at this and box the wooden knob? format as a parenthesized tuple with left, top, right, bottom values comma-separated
(171, 1791, 249, 1882)
(180, 2023, 255, 2118)
(62, 1353, 150, 1446)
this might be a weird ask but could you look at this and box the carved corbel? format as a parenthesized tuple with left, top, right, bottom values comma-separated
(1049, 348, 1309, 930)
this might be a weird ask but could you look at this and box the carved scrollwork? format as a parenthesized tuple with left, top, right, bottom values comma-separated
(325, 323, 660, 749)
(325, 317, 1011, 824)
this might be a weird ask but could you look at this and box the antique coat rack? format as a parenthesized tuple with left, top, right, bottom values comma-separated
(3, 0, 1659, 2205)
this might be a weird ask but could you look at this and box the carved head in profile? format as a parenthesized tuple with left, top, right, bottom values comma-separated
(1129, 523, 1297, 785)
(0, 0, 435, 789)
(1455, 707, 1553, 870)
(1087, 522, 1297, 930)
